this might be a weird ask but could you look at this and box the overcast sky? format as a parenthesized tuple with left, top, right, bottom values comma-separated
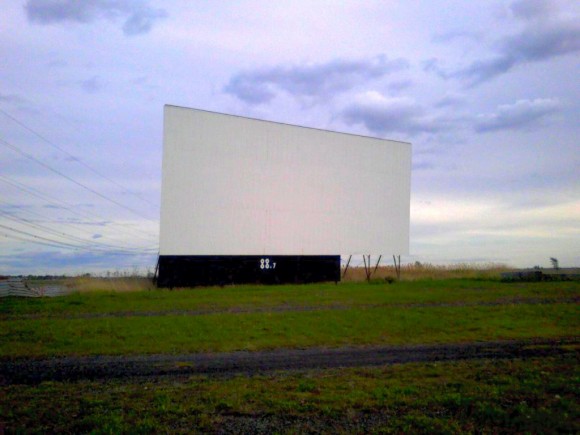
(1, 0, 578, 275)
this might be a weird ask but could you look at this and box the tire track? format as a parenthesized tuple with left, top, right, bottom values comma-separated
(1, 337, 577, 385)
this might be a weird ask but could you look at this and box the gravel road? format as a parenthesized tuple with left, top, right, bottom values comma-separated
(1, 337, 577, 385)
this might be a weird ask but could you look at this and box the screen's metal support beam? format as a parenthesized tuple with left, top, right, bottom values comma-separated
(393, 254, 401, 279)
(373, 255, 382, 276)
(363, 254, 372, 282)
(342, 255, 352, 278)
(362, 255, 368, 281)
(152, 254, 160, 285)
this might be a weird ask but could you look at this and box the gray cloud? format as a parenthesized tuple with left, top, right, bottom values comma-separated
(122, 6, 166, 35)
(47, 59, 67, 68)
(502, 20, 580, 60)
(434, 94, 466, 108)
(459, 23, 579, 85)
(474, 98, 562, 132)
(0, 93, 26, 104)
(24, 0, 167, 36)
(412, 161, 435, 171)
(341, 92, 447, 136)
(432, 30, 482, 44)
(342, 93, 560, 136)
(437, 0, 580, 85)
(422, 57, 439, 73)
(80, 76, 101, 93)
(387, 79, 413, 93)
(224, 55, 409, 104)
(510, 0, 555, 20)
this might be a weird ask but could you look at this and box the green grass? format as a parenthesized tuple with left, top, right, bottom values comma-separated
(1, 302, 577, 357)
(1, 279, 578, 433)
(1, 279, 578, 318)
(2, 354, 578, 433)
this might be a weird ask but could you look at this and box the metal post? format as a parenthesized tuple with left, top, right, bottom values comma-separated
(372, 255, 382, 277)
(363, 254, 371, 282)
(398, 255, 401, 279)
(393, 255, 401, 280)
(153, 254, 160, 285)
(343, 255, 352, 278)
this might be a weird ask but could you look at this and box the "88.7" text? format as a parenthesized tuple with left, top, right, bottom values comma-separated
(259, 258, 276, 270)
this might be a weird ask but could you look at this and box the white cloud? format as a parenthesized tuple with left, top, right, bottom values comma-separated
(411, 196, 580, 267)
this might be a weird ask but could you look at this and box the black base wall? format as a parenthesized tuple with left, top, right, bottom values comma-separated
(157, 255, 341, 288)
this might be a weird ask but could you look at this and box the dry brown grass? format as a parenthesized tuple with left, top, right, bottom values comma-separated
(68, 277, 155, 293)
(64, 263, 511, 293)
(342, 262, 512, 282)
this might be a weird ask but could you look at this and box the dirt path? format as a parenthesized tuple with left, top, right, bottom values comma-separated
(1, 337, 577, 385)
(3, 296, 578, 320)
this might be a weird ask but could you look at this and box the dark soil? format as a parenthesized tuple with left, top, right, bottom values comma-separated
(1, 337, 577, 385)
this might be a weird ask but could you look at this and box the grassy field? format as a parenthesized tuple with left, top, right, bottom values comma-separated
(1, 279, 578, 358)
(2, 278, 577, 318)
(2, 302, 578, 357)
(1, 276, 578, 433)
(2, 354, 578, 433)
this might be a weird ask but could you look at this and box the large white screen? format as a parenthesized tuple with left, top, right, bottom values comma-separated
(160, 106, 411, 255)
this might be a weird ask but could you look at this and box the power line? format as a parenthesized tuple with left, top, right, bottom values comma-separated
(2, 232, 85, 251)
(2, 232, 157, 257)
(0, 108, 159, 209)
(0, 223, 156, 255)
(0, 175, 157, 243)
(0, 209, 157, 253)
(0, 136, 158, 224)
(0, 108, 160, 271)
(0, 222, 107, 251)
(0, 200, 156, 250)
